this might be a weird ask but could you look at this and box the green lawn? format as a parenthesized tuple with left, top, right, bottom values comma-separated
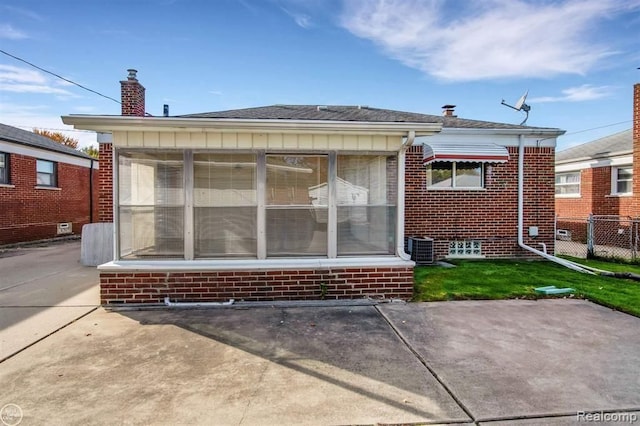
(413, 259, 640, 317)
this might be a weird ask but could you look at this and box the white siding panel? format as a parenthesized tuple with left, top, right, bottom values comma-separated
(159, 132, 176, 147)
(282, 134, 298, 149)
(222, 133, 237, 148)
(191, 133, 206, 148)
(328, 135, 343, 150)
(267, 133, 283, 149)
(128, 131, 144, 147)
(313, 134, 329, 149)
(206, 132, 222, 148)
(357, 135, 373, 150)
(143, 132, 159, 147)
(237, 133, 252, 148)
(113, 131, 128, 146)
(298, 134, 313, 149)
(343, 135, 358, 150)
(253, 133, 267, 148)
(175, 132, 191, 147)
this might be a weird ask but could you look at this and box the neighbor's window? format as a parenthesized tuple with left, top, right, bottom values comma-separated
(555, 172, 580, 196)
(194, 153, 257, 258)
(36, 159, 57, 187)
(266, 155, 328, 257)
(118, 151, 184, 259)
(0, 152, 8, 184)
(336, 155, 396, 255)
(612, 166, 632, 195)
(427, 162, 483, 188)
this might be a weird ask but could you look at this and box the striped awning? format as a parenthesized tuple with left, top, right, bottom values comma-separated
(422, 143, 510, 165)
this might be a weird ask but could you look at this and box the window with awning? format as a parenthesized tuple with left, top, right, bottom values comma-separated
(422, 143, 509, 165)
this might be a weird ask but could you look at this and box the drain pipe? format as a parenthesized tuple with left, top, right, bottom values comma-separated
(517, 134, 595, 274)
(164, 297, 235, 308)
(396, 130, 415, 261)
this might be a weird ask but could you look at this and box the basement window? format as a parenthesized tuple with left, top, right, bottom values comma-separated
(448, 240, 482, 257)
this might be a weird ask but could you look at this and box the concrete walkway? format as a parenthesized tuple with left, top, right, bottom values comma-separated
(0, 241, 99, 361)
(1, 299, 639, 425)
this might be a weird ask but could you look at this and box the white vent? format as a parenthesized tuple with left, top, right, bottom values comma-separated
(57, 222, 72, 235)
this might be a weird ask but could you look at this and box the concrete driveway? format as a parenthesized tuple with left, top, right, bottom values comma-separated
(0, 241, 99, 361)
(1, 297, 639, 425)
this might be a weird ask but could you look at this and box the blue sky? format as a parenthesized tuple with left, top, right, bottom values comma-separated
(1, 0, 639, 150)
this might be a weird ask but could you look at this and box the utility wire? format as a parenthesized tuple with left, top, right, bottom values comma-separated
(0, 48, 121, 105)
(563, 120, 631, 137)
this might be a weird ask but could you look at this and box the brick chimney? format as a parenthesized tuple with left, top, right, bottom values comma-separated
(120, 69, 145, 116)
(633, 83, 640, 216)
(442, 104, 456, 117)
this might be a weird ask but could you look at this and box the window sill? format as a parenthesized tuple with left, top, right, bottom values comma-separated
(98, 256, 415, 271)
(606, 193, 632, 198)
(34, 186, 61, 191)
(0, 183, 15, 189)
(427, 187, 486, 191)
(555, 194, 581, 198)
(446, 255, 485, 259)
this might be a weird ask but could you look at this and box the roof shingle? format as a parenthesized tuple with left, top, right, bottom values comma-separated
(556, 129, 632, 163)
(178, 104, 557, 130)
(0, 123, 92, 159)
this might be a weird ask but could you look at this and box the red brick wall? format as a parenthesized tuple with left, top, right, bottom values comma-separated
(100, 267, 414, 304)
(0, 153, 97, 245)
(633, 84, 640, 216)
(405, 145, 555, 259)
(98, 143, 113, 222)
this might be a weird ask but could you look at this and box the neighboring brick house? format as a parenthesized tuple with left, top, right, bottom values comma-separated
(0, 123, 98, 245)
(63, 70, 563, 304)
(555, 83, 640, 219)
(555, 129, 633, 218)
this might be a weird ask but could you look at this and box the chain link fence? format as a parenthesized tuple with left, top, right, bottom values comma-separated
(555, 215, 640, 261)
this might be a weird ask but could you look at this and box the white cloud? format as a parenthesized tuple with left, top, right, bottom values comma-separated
(529, 85, 614, 103)
(340, 0, 640, 81)
(0, 65, 75, 96)
(0, 23, 28, 39)
(281, 7, 312, 28)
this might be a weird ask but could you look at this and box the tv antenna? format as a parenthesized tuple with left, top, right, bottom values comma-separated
(501, 90, 531, 125)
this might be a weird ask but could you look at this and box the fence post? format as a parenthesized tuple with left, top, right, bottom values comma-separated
(587, 214, 595, 258)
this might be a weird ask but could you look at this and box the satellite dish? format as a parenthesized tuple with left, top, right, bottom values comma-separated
(501, 90, 531, 125)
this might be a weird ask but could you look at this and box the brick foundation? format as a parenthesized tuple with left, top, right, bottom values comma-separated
(100, 266, 414, 304)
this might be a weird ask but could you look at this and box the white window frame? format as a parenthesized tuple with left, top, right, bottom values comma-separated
(611, 166, 632, 196)
(0, 152, 8, 184)
(36, 159, 57, 187)
(426, 161, 484, 190)
(555, 171, 581, 197)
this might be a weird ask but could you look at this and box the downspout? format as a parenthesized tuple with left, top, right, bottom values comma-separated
(396, 130, 415, 261)
(89, 158, 94, 223)
(517, 134, 595, 274)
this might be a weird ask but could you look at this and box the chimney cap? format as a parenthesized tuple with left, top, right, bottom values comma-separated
(126, 69, 138, 80)
(442, 104, 456, 109)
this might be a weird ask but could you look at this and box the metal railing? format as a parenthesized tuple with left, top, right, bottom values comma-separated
(555, 215, 640, 261)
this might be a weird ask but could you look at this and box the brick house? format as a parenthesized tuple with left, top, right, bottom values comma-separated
(63, 70, 563, 305)
(555, 83, 640, 218)
(0, 123, 98, 245)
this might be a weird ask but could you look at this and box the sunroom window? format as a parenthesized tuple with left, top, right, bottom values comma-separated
(115, 150, 399, 260)
(118, 152, 185, 259)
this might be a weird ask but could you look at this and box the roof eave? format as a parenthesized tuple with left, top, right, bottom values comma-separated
(61, 115, 443, 136)
(438, 127, 565, 137)
(555, 149, 633, 165)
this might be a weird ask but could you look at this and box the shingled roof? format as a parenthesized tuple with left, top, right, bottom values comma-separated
(0, 123, 93, 160)
(178, 104, 557, 131)
(556, 129, 632, 163)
